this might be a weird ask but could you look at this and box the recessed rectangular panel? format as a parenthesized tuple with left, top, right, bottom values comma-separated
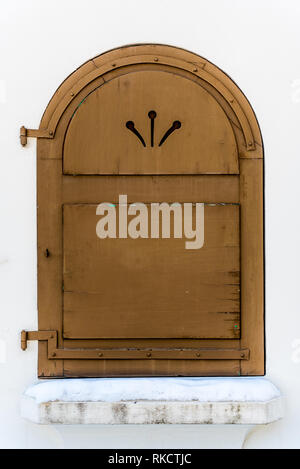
(63, 203, 240, 339)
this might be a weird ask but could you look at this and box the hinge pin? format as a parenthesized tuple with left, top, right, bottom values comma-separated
(21, 330, 27, 351)
(20, 126, 27, 147)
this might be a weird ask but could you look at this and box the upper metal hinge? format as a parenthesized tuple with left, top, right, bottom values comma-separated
(20, 126, 54, 146)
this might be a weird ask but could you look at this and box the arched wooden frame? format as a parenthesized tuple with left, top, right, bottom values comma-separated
(21, 44, 264, 377)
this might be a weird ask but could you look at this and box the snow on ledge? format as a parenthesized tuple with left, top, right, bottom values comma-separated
(24, 377, 280, 404)
(21, 378, 283, 425)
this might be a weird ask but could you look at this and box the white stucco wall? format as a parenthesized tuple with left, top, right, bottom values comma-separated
(0, 0, 300, 449)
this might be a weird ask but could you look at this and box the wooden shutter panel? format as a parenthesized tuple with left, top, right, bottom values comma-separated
(63, 203, 240, 340)
(25, 44, 264, 377)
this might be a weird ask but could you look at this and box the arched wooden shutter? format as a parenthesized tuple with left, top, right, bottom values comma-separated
(22, 45, 264, 377)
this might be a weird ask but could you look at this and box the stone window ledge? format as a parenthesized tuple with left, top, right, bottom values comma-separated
(20, 377, 283, 426)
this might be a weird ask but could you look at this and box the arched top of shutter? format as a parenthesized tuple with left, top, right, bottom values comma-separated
(63, 68, 240, 174)
(36, 44, 262, 174)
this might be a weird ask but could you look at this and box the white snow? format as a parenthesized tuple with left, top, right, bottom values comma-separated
(24, 377, 281, 404)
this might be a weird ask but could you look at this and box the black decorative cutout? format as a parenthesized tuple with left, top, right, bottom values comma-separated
(148, 110, 157, 147)
(159, 121, 181, 147)
(125, 121, 146, 147)
(125, 112, 181, 147)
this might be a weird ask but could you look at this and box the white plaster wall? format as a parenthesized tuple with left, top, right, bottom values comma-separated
(0, 0, 299, 449)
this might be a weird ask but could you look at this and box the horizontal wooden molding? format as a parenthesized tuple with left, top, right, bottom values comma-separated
(21, 331, 249, 360)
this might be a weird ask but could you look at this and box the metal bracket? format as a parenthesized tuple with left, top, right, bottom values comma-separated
(21, 330, 250, 360)
(20, 126, 54, 146)
(21, 330, 57, 352)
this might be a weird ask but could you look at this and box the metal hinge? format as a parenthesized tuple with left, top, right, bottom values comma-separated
(21, 330, 57, 353)
(21, 330, 250, 361)
(20, 126, 54, 146)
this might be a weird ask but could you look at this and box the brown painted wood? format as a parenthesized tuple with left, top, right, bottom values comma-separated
(62, 175, 240, 204)
(63, 69, 239, 175)
(37, 153, 64, 377)
(40, 47, 257, 152)
(240, 159, 265, 375)
(33, 44, 264, 377)
(63, 359, 241, 377)
(63, 204, 240, 340)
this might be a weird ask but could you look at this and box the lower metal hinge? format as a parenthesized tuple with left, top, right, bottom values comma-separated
(21, 330, 57, 351)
